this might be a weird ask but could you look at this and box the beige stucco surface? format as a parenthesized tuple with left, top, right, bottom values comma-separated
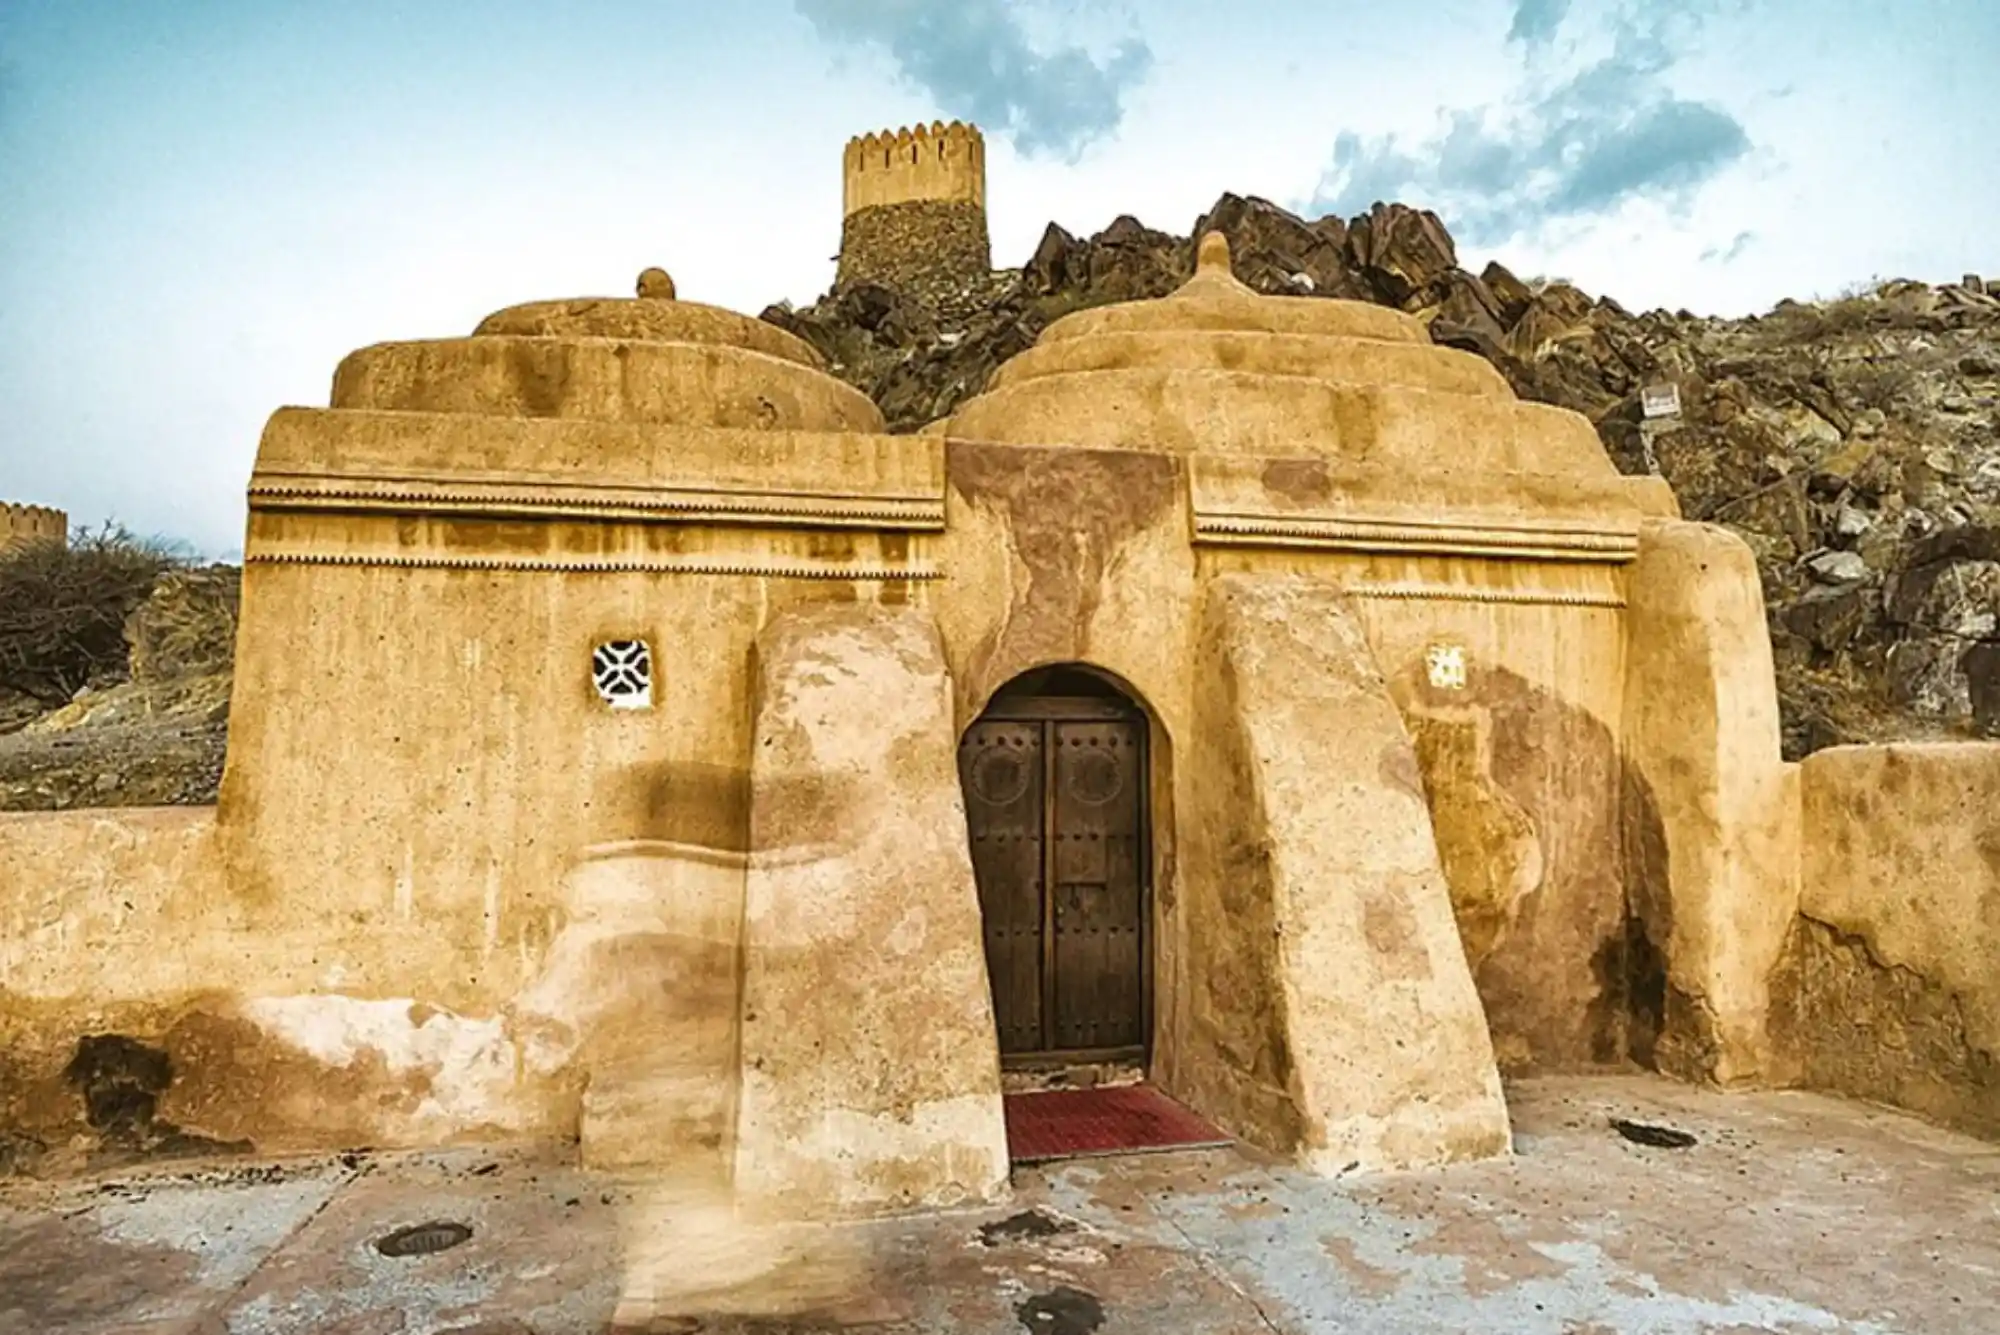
(1170, 575, 1513, 1171)
(2, 217, 1889, 1204)
(1620, 519, 1797, 1084)
(734, 603, 1010, 1217)
(1773, 743, 2000, 1135)
(842, 122, 985, 214)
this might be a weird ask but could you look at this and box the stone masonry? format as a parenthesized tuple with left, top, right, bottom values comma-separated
(836, 122, 991, 306)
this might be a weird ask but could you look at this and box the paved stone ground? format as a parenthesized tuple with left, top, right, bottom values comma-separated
(3, 1074, 1996, 1334)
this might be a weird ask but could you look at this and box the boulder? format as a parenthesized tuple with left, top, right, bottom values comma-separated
(1785, 585, 1870, 652)
(1886, 559, 2000, 639)
(1021, 222, 1080, 296)
(1479, 261, 1536, 326)
(1428, 273, 1515, 365)
(1343, 202, 1457, 308)
(1805, 551, 1870, 586)
(1192, 193, 1370, 300)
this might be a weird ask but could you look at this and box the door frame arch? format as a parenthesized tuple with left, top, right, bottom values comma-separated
(958, 663, 1155, 1069)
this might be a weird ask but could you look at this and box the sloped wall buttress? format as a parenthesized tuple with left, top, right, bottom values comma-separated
(1171, 574, 1512, 1173)
(732, 603, 1010, 1218)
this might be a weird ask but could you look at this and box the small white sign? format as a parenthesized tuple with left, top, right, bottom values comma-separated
(1640, 382, 1682, 419)
(1425, 644, 1467, 691)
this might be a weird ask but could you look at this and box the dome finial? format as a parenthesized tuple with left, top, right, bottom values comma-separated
(636, 267, 676, 300)
(1196, 230, 1233, 276)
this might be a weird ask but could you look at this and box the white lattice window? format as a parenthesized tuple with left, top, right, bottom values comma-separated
(591, 640, 653, 710)
(1425, 643, 1467, 691)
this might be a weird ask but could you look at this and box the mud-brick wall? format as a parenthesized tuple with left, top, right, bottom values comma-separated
(836, 201, 991, 303)
(1770, 742, 2000, 1138)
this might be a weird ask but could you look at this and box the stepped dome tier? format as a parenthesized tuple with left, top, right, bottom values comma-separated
(947, 232, 1618, 484)
(327, 269, 882, 434)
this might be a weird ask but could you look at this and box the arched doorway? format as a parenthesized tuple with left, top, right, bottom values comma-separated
(957, 665, 1151, 1068)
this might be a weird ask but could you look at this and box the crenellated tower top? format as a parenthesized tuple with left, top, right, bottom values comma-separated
(1, 502, 67, 550)
(842, 120, 987, 217)
(835, 121, 993, 302)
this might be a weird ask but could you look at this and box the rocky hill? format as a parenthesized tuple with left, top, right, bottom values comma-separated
(763, 196, 2000, 759)
(1, 196, 1992, 811)
(0, 564, 234, 810)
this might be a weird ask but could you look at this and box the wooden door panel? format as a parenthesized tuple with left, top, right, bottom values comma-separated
(1050, 719, 1145, 1053)
(959, 720, 1045, 1055)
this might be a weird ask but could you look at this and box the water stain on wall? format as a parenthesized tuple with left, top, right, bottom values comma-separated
(1767, 917, 2000, 1138)
(949, 441, 1178, 701)
(1399, 662, 1669, 1071)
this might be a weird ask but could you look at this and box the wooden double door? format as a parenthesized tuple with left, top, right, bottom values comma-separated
(958, 690, 1150, 1065)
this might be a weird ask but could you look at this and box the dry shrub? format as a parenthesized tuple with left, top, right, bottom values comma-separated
(1763, 294, 1937, 345)
(0, 524, 181, 705)
(1842, 360, 1922, 414)
(125, 566, 240, 683)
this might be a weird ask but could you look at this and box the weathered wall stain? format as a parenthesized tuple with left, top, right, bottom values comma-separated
(1771, 743, 2000, 1136)
(1769, 917, 2000, 1138)
(949, 440, 1178, 705)
(1400, 663, 1645, 1071)
(1257, 456, 1332, 504)
(1182, 634, 1297, 1129)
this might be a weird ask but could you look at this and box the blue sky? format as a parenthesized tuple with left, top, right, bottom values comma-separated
(1, 0, 1994, 558)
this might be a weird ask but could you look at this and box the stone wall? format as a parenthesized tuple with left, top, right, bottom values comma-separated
(836, 201, 992, 307)
(1770, 742, 2000, 1138)
(1, 503, 66, 550)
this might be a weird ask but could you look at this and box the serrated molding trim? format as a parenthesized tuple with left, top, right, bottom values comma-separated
(244, 551, 942, 580)
(1341, 581, 1625, 609)
(1193, 512, 1639, 563)
(248, 473, 945, 531)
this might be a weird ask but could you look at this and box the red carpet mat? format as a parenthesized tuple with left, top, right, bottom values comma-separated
(1003, 1084, 1234, 1163)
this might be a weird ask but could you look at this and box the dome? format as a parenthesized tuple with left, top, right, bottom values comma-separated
(946, 233, 1615, 482)
(327, 268, 883, 434)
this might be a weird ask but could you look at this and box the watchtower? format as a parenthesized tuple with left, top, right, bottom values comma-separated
(1, 502, 66, 551)
(836, 121, 992, 302)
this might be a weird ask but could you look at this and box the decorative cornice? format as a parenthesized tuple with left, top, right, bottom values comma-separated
(248, 471, 945, 531)
(245, 551, 942, 580)
(1341, 581, 1625, 609)
(1192, 512, 1639, 563)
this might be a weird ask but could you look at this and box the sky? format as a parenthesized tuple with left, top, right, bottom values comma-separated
(1, 0, 1995, 558)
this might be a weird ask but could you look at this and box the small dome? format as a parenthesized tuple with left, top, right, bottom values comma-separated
(1033, 231, 1430, 348)
(946, 231, 1613, 482)
(471, 297, 824, 371)
(328, 270, 881, 435)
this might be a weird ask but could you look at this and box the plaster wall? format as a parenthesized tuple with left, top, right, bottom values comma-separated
(1771, 743, 2000, 1137)
(733, 604, 1009, 1217)
(1353, 571, 1632, 1072)
(0, 245, 1742, 1200)
(1171, 575, 1513, 1170)
(1188, 551, 1637, 1071)
(0, 803, 590, 1155)
(842, 123, 986, 215)
(1619, 520, 1797, 1085)
(0, 428, 1660, 1175)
